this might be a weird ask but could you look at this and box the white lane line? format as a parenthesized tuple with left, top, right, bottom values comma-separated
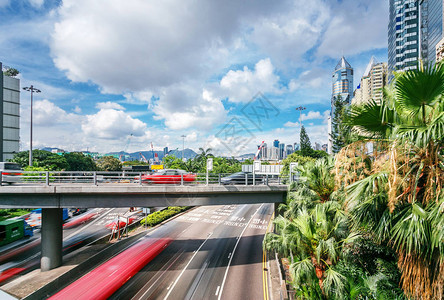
(217, 204, 264, 300)
(215, 285, 221, 296)
(163, 232, 213, 300)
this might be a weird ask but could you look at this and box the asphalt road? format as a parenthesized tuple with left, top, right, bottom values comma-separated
(110, 203, 274, 300)
(0, 207, 141, 285)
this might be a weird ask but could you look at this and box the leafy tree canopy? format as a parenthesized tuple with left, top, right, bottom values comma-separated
(96, 156, 122, 171)
(11, 150, 69, 170)
(4, 68, 19, 77)
(63, 152, 97, 171)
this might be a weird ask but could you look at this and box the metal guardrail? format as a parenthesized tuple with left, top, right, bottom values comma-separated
(0, 171, 295, 186)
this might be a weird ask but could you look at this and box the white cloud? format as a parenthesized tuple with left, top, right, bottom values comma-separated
(73, 106, 81, 113)
(284, 121, 300, 128)
(300, 111, 323, 121)
(249, 0, 329, 66)
(29, 0, 44, 8)
(31, 99, 81, 126)
(218, 58, 281, 103)
(316, 0, 388, 58)
(185, 132, 198, 142)
(50, 0, 284, 94)
(82, 109, 147, 139)
(95, 101, 125, 110)
(153, 86, 227, 131)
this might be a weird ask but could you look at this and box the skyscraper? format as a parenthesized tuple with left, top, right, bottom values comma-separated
(332, 56, 354, 107)
(421, 0, 444, 64)
(279, 143, 285, 160)
(352, 57, 388, 105)
(273, 139, 279, 148)
(0, 63, 20, 161)
(329, 56, 353, 154)
(388, 0, 420, 74)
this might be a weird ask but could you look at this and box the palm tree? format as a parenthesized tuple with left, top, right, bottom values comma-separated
(264, 202, 354, 298)
(339, 62, 444, 299)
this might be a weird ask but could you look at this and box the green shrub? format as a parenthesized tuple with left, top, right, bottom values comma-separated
(140, 206, 189, 227)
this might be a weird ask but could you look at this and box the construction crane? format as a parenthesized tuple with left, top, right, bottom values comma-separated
(139, 152, 148, 163)
(254, 141, 265, 160)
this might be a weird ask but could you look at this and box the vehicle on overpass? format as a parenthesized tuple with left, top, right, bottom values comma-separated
(221, 172, 264, 185)
(136, 169, 196, 184)
(0, 162, 23, 185)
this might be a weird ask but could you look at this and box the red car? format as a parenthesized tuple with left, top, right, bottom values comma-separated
(137, 169, 196, 184)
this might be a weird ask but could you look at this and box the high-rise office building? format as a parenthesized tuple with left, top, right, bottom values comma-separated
(352, 57, 388, 105)
(273, 139, 279, 148)
(260, 143, 268, 160)
(329, 56, 353, 154)
(388, 0, 420, 74)
(163, 147, 169, 156)
(278, 143, 285, 160)
(331, 56, 354, 108)
(421, 0, 444, 64)
(0, 63, 20, 161)
(286, 144, 293, 156)
(294, 143, 300, 151)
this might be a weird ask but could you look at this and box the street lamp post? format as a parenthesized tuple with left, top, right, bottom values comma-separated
(22, 85, 41, 167)
(181, 135, 186, 161)
(295, 106, 306, 130)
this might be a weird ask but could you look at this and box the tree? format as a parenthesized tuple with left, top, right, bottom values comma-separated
(63, 152, 97, 171)
(96, 156, 122, 171)
(339, 62, 444, 299)
(330, 95, 348, 153)
(4, 68, 19, 77)
(300, 125, 313, 157)
(11, 150, 69, 170)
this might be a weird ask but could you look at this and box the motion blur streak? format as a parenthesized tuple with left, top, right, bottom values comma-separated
(49, 237, 172, 300)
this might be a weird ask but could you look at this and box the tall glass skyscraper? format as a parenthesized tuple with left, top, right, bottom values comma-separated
(328, 56, 353, 154)
(388, 0, 420, 74)
(331, 56, 353, 111)
(422, 0, 443, 64)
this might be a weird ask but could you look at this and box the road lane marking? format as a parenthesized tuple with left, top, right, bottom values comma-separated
(215, 285, 220, 296)
(263, 250, 269, 300)
(217, 204, 264, 300)
(163, 232, 213, 300)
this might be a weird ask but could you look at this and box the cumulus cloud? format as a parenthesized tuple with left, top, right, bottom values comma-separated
(82, 109, 148, 139)
(249, 0, 329, 65)
(316, 0, 388, 58)
(32, 99, 81, 126)
(218, 58, 281, 103)
(153, 86, 227, 131)
(95, 101, 125, 110)
(50, 0, 285, 93)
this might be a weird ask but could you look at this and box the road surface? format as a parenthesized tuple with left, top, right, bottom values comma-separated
(110, 203, 273, 300)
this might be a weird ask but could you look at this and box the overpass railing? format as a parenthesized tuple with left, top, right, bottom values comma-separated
(0, 171, 294, 186)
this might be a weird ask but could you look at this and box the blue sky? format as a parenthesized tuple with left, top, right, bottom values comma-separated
(0, 0, 388, 156)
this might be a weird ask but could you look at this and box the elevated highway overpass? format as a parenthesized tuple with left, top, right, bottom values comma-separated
(0, 179, 288, 272)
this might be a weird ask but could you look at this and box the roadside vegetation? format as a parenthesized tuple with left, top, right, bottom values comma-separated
(265, 62, 444, 299)
(140, 207, 189, 227)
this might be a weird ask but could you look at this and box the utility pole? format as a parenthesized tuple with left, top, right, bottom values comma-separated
(181, 135, 186, 161)
(22, 85, 41, 167)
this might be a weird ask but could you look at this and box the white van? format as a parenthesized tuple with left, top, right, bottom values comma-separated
(0, 162, 23, 184)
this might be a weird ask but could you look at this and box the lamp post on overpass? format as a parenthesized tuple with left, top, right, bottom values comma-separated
(181, 135, 186, 161)
(22, 85, 41, 167)
(295, 106, 306, 131)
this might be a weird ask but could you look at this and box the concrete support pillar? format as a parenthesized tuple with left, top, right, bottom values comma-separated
(41, 208, 63, 271)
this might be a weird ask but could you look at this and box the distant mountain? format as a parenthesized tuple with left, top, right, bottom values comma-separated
(239, 153, 255, 159)
(108, 148, 198, 161)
